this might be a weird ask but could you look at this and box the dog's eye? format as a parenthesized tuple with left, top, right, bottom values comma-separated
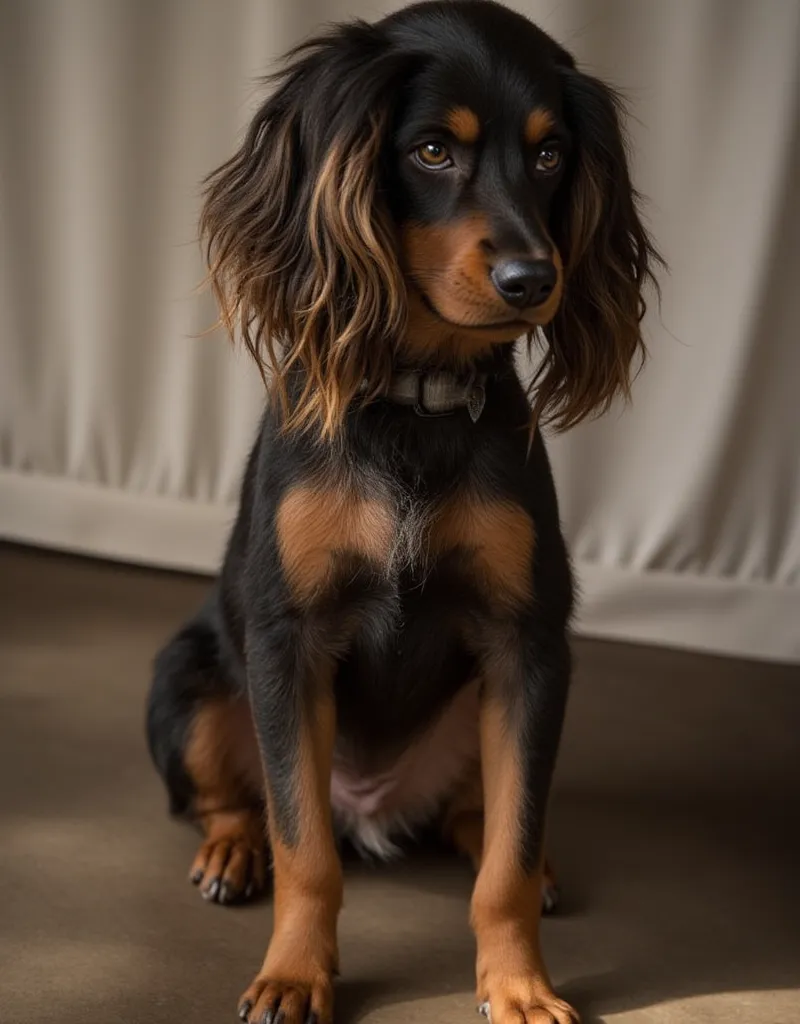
(535, 145, 563, 175)
(414, 142, 453, 170)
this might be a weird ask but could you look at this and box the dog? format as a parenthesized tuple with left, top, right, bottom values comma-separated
(146, 3, 661, 1022)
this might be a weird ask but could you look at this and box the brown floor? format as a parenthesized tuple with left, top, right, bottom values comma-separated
(1, 543, 798, 1024)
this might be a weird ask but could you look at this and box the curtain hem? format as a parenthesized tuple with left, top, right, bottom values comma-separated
(2, 470, 797, 664)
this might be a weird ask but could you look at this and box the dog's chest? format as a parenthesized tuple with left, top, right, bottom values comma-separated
(276, 473, 535, 609)
(274, 468, 534, 856)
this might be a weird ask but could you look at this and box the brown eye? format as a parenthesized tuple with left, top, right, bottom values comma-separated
(535, 144, 563, 174)
(414, 142, 452, 169)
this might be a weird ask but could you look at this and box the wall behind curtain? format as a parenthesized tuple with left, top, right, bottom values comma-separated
(1, 0, 798, 663)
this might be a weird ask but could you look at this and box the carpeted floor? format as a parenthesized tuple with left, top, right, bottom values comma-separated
(1, 543, 798, 1024)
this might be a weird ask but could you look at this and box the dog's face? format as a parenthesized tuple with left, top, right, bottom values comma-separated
(202, 0, 661, 436)
(386, 13, 569, 353)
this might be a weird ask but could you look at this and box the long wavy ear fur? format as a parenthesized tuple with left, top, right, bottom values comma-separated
(531, 67, 665, 431)
(200, 23, 410, 439)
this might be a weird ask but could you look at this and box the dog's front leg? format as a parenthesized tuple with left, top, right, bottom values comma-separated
(472, 627, 578, 1024)
(239, 624, 342, 1024)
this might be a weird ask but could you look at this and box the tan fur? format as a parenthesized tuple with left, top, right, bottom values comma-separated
(401, 219, 564, 363)
(188, 809, 267, 897)
(202, 110, 406, 442)
(298, 119, 405, 435)
(445, 106, 481, 143)
(403, 288, 516, 365)
(241, 685, 342, 1024)
(443, 762, 485, 870)
(184, 698, 262, 815)
(531, 78, 664, 435)
(471, 700, 577, 1024)
(402, 216, 506, 326)
(183, 699, 267, 900)
(444, 759, 559, 905)
(277, 483, 395, 603)
(432, 497, 536, 608)
(524, 107, 555, 145)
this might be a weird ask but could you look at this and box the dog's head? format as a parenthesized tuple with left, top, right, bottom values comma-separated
(202, 0, 662, 437)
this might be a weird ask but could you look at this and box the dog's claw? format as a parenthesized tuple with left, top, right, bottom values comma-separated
(478, 1002, 491, 1021)
(203, 877, 221, 901)
(238, 1000, 251, 1021)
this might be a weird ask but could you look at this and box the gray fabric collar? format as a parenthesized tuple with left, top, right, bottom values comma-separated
(364, 371, 488, 422)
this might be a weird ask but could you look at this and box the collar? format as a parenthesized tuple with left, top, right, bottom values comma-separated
(363, 370, 488, 422)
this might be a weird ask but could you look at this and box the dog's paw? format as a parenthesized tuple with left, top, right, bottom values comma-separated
(189, 814, 267, 905)
(477, 983, 579, 1024)
(238, 972, 333, 1024)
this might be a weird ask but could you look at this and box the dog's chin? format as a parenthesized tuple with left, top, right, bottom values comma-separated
(416, 288, 549, 340)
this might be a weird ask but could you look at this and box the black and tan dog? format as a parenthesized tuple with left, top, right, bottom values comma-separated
(146, 3, 661, 1022)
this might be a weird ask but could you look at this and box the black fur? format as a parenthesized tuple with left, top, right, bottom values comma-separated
(149, 348, 572, 865)
(148, 0, 658, 910)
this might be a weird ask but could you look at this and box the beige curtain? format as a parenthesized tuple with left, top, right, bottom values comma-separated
(1, 0, 799, 663)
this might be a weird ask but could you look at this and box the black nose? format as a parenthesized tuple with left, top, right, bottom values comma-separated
(490, 259, 557, 309)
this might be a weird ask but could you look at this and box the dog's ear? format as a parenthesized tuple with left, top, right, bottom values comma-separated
(533, 68, 664, 431)
(201, 23, 411, 438)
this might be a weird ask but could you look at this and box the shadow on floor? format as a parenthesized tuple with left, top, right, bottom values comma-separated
(1, 545, 798, 1023)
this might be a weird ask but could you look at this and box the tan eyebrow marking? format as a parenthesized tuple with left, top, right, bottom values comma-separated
(445, 106, 481, 144)
(524, 107, 556, 145)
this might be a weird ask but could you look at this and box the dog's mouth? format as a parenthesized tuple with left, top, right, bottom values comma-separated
(417, 289, 534, 333)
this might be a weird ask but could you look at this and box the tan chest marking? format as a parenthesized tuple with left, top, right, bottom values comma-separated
(277, 484, 395, 604)
(431, 498, 535, 607)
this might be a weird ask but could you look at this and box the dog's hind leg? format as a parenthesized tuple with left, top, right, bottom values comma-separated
(146, 604, 267, 905)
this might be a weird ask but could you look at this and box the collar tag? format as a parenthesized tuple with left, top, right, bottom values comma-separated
(467, 382, 486, 423)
